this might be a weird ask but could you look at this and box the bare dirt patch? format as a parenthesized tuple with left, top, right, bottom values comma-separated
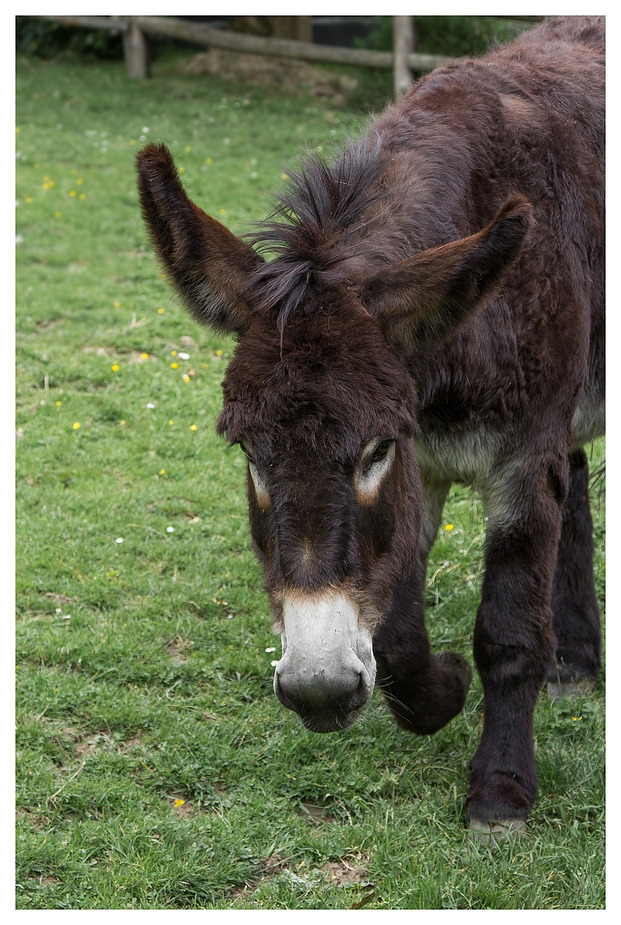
(318, 857, 370, 888)
(16, 807, 53, 829)
(299, 800, 338, 824)
(44, 592, 74, 605)
(75, 735, 102, 758)
(82, 346, 114, 356)
(40, 875, 60, 888)
(71, 730, 143, 757)
(228, 851, 372, 905)
(228, 853, 288, 902)
(170, 796, 194, 818)
(120, 735, 143, 753)
(181, 50, 358, 105)
(166, 635, 194, 663)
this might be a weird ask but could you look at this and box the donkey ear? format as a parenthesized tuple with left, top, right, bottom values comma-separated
(361, 196, 533, 349)
(137, 143, 263, 336)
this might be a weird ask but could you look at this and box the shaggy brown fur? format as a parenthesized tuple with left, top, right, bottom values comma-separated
(137, 17, 604, 828)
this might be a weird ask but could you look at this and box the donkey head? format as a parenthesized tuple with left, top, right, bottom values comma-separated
(137, 142, 532, 732)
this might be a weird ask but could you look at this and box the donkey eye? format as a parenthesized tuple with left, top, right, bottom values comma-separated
(362, 439, 395, 476)
(370, 440, 394, 464)
(239, 442, 255, 464)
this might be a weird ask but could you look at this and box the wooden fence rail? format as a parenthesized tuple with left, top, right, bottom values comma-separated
(30, 15, 543, 89)
(32, 14, 453, 79)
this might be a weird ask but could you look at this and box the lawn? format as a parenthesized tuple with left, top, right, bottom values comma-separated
(15, 51, 605, 910)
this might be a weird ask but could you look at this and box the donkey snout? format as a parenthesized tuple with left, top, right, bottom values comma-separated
(275, 652, 367, 709)
(273, 648, 375, 732)
(274, 590, 377, 732)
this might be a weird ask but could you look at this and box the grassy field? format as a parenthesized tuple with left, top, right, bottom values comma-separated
(15, 52, 605, 910)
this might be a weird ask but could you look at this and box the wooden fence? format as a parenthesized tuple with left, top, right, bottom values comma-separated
(31, 15, 543, 100)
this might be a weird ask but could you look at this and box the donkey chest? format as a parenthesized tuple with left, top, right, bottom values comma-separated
(415, 389, 605, 487)
(571, 386, 605, 448)
(415, 426, 502, 486)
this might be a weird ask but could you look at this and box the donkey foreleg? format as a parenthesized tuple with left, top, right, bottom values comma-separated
(374, 478, 471, 735)
(374, 567, 472, 734)
(467, 465, 563, 828)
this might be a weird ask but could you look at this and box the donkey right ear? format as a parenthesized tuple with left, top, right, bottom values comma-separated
(137, 143, 263, 336)
(361, 196, 533, 349)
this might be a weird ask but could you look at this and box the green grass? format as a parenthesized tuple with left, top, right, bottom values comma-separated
(16, 53, 605, 910)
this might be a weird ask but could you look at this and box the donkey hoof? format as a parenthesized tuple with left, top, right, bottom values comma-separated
(468, 817, 526, 843)
(547, 678, 596, 700)
(436, 650, 472, 691)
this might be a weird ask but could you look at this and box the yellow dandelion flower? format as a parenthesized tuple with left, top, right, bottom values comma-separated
(54, 211, 62, 218)
(129, 139, 136, 146)
(216, 350, 223, 356)
(120, 420, 126, 425)
(114, 300, 121, 308)
(111, 364, 119, 372)
(281, 173, 289, 180)
(219, 209, 226, 215)
(157, 308, 164, 314)
(168, 420, 174, 426)
(79, 193, 86, 200)
(174, 799, 185, 808)
(25, 195, 33, 204)
(141, 353, 149, 359)
(77, 178, 83, 185)
(190, 424, 197, 431)
(170, 350, 177, 356)
(444, 524, 454, 531)
(55, 401, 62, 406)
(171, 362, 179, 369)
(72, 422, 80, 430)
(183, 375, 190, 381)
(69, 190, 77, 197)
(160, 469, 166, 475)
(184, 146, 192, 153)
(205, 157, 213, 164)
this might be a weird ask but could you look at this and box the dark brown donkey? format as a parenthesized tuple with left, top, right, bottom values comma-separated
(137, 16, 604, 832)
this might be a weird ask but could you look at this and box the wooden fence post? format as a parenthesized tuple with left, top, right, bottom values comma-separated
(123, 17, 150, 79)
(393, 16, 414, 101)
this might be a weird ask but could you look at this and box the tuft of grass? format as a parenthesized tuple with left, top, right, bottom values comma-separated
(16, 53, 604, 910)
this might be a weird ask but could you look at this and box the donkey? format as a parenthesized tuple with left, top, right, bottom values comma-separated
(137, 16, 604, 832)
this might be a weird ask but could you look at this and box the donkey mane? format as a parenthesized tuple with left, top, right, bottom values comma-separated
(244, 135, 390, 328)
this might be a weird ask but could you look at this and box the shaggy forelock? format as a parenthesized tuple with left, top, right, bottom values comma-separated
(244, 135, 387, 328)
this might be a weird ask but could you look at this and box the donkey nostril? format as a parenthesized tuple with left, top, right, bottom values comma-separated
(348, 673, 369, 712)
(273, 670, 297, 712)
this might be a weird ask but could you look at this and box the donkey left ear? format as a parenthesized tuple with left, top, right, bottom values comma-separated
(361, 196, 533, 348)
(137, 143, 263, 336)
